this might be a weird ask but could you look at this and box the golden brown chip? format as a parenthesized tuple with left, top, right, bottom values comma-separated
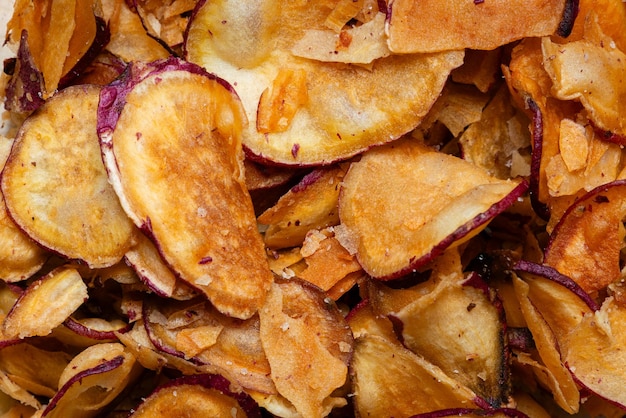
(185, 0, 465, 165)
(337, 139, 527, 279)
(351, 334, 479, 417)
(2, 266, 88, 340)
(1, 85, 135, 269)
(512, 275, 579, 413)
(258, 165, 347, 249)
(259, 279, 352, 418)
(386, 0, 567, 53)
(0, 136, 47, 282)
(99, 60, 273, 319)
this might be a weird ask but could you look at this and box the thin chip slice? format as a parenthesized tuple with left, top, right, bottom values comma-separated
(259, 279, 353, 418)
(258, 165, 347, 249)
(129, 374, 261, 418)
(512, 274, 580, 413)
(391, 273, 510, 408)
(542, 21, 626, 136)
(185, 0, 464, 165)
(2, 266, 88, 340)
(1, 84, 135, 269)
(386, 0, 568, 53)
(0, 136, 47, 282)
(43, 343, 141, 418)
(124, 232, 197, 300)
(564, 297, 626, 408)
(0, 343, 72, 398)
(351, 334, 482, 417)
(544, 180, 626, 294)
(337, 140, 528, 279)
(98, 58, 273, 320)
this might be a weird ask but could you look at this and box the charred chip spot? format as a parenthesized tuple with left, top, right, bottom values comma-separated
(198, 256, 213, 264)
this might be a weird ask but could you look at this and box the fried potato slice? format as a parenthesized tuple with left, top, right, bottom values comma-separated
(259, 279, 353, 418)
(0, 135, 47, 282)
(258, 165, 347, 249)
(386, 0, 568, 53)
(124, 232, 197, 301)
(512, 274, 580, 413)
(337, 140, 528, 279)
(391, 273, 510, 408)
(542, 28, 626, 136)
(129, 374, 262, 418)
(351, 334, 481, 417)
(43, 343, 141, 418)
(2, 266, 88, 340)
(102, 0, 170, 63)
(185, 0, 464, 165)
(98, 58, 273, 320)
(544, 180, 626, 293)
(0, 343, 72, 398)
(563, 297, 626, 409)
(1, 85, 135, 268)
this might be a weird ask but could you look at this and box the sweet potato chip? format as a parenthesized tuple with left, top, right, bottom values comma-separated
(1, 84, 135, 269)
(259, 279, 352, 418)
(43, 343, 141, 418)
(338, 139, 527, 279)
(542, 31, 626, 137)
(129, 374, 261, 418)
(185, 0, 464, 165)
(563, 297, 626, 408)
(386, 0, 568, 53)
(0, 136, 46, 282)
(258, 165, 347, 249)
(351, 334, 481, 417)
(98, 58, 273, 319)
(544, 180, 626, 293)
(2, 266, 88, 340)
(512, 274, 579, 413)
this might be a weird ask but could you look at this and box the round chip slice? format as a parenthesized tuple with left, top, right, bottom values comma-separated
(1, 84, 135, 269)
(97, 58, 273, 320)
(185, 0, 464, 166)
(337, 140, 528, 279)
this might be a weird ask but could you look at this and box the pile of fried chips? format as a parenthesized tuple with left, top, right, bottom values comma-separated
(1, 0, 626, 417)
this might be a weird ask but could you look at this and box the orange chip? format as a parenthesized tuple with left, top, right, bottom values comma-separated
(386, 0, 568, 53)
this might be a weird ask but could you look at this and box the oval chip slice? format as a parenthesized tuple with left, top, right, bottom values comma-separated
(185, 0, 464, 166)
(1, 84, 135, 269)
(98, 58, 273, 320)
(337, 140, 528, 279)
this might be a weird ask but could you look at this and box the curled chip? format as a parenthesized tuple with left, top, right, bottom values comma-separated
(98, 57, 273, 320)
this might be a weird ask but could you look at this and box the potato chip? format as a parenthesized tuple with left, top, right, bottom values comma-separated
(543, 180, 626, 293)
(258, 165, 347, 249)
(512, 274, 579, 413)
(98, 58, 273, 320)
(259, 279, 352, 418)
(43, 343, 141, 418)
(1, 84, 135, 268)
(337, 139, 527, 279)
(542, 32, 626, 136)
(2, 266, 87, 340)
(129, 374, 261, 418)
(0, 135, 47, 282)
(386, 0, 569, 53)
(185, 0, 464, 165)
